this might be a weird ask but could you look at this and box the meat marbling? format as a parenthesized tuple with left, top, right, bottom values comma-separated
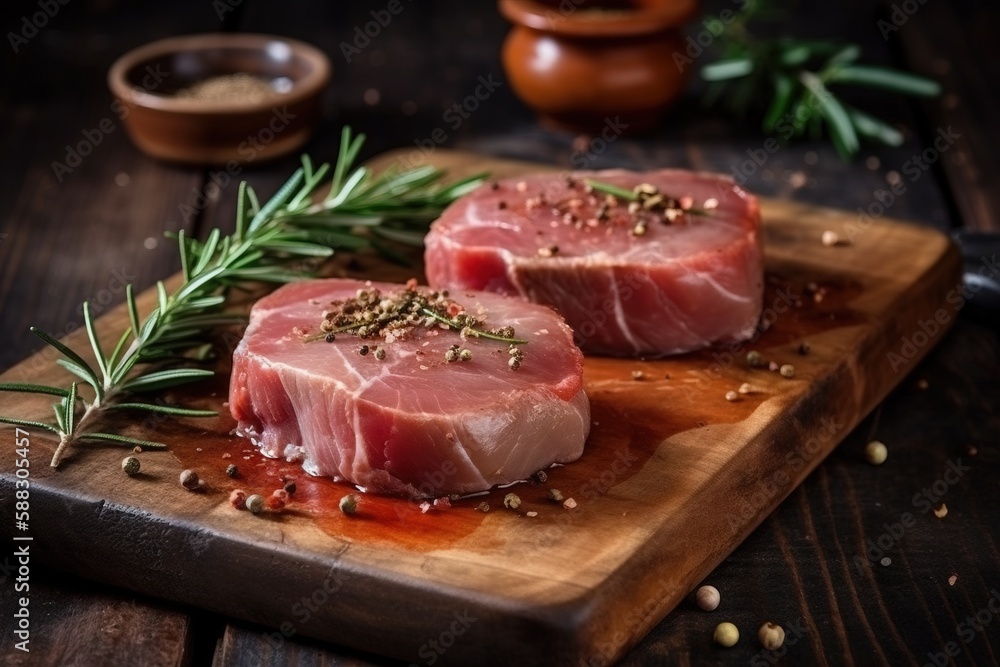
(424, 169, 764, 356)
(229, 278, 590, 498)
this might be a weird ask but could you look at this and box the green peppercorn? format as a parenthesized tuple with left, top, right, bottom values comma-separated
(865, 440, 888, 465)
(714, 622, 739, 647)
(339, 494, 359, 515)
(503, 493, 521, 510)
(459, 348, 472, 361)
(548, 488, 564, 503)
(121, 456, 140, 477)
(245, 494, 264, 514)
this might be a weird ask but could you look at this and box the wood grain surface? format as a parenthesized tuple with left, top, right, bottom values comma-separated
(0, 149, 963, 666)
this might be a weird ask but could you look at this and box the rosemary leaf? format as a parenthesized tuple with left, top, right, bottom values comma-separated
(193, 228, 222, 276)
(828, 64, 941, 97)
(77, 433, 168, 449)
(55, 359, 101, 398)
(83, 302, 109, 385)
(702, 58, 754, 81)
(31, 327, 99, 385)
(111, 403, 217, 417)
(107, 327, 133, 371)
(800, 71, 859, 158)
(584, 179, 637, 201)
(847, 106, 904, 146)
(0, 416, 61, 434)
(0, 382, 69, 397)
(178, 228, 191, 282)
(63, 382, 77, 435)
(249, 168, 304, 232)
(126, 284, 141, 342)
(120, 368, 216, 393)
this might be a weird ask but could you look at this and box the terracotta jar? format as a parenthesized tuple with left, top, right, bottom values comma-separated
(499, 0, 698, 133)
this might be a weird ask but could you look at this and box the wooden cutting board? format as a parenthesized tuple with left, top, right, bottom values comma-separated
(0, 150, 962, 666)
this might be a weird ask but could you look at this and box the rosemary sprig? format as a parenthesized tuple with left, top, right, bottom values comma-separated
(0, 126, 486, 467)
(584, 180, 636, 201)
(584, 179, 711, 217)
(700, 0, 940, 159)
(421, 309, 529, 345)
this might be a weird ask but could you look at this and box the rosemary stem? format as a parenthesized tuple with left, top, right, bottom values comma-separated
(50, 397, 104, 467)
(421, 309, 529, 345)
(585, 179, 637, 201)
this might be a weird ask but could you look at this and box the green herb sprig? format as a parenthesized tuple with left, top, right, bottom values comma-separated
(584, 179, 711, 217)
(700, 0, 941, 158)
(420, 309, 529, 345)
(0, 127, 485, 467)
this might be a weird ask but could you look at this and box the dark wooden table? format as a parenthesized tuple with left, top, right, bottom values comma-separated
(1, 0, 998, 665)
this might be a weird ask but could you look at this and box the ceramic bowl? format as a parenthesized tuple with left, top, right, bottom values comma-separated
(107, 33, 331, 165)
(499, 0, 698, 133)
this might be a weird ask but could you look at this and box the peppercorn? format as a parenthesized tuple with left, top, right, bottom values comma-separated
(713, 622, 739, 647)
(747, 350, 765, 367)
(821, 230, 841, 246)
(339, 494, 358, 515)
(725, 390, 739, 402)
(758, 622, 785, 650)
(229, 489, 247, 510)
(180, 469, 202, 490)
(374, 347, 386, 360)
(475, 501, 490, 512)
(358, 344, 369, 356)
(503, 493, 521, 510)
(226, 463, 238, 478)
(121, 456, 140, 477)
(509, 357, 521, 370)
(325, 333, 336, 343)
(548, 488, 565, 503)
(245, 494, 264, 514)
(283, 480, 297, 495)
(533, 470, 548, 483)
(459, 348, 472, 361)
(631, 370, 645, 381)
(695, 585, 720, 611)
(779, 364, 795, 378)
(865, 440, 888, 465)
(445, 348, 459, 362)
(267, 490, 287, 511)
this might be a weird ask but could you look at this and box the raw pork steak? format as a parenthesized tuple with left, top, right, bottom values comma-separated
(424, 170, 763, 356)
(229, 279, 589, 497)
